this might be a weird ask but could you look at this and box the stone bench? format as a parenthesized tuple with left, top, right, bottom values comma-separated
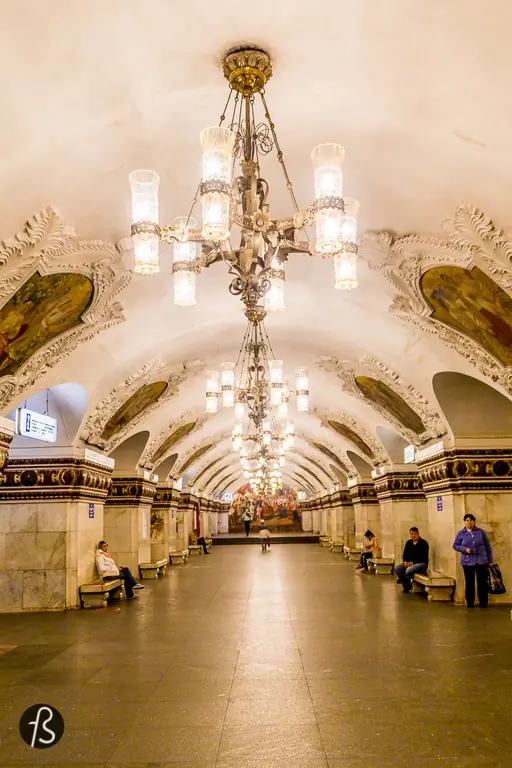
(205, 538, 213, 550)
(368, 557, 395, 575)
(79, 578, 124, 609)
(319, 536, 331, 547)
(343, 546, 361, 561)
(169, 549, 189, 565)
(330, 540, 344, 553)
(188, 544, 202, 555)
(139, 559, 167, 579)
(413, 571, 455, 601)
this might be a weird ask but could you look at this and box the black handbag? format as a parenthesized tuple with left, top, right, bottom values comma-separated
(487, 563, 506, 595)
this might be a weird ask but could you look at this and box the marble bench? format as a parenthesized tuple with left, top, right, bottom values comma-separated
(413, 571, 455, 601)
(320, 536, 331, 547)
(79, 578, 124, 609)
(139, 559, 167, 579)
(330, 540, 344, 553)
(169, 549, 189, 565)
(343, 546, 361, 561)
(368, 557, 395, 575)
(189, 544, 202, 555)
(205, 538, 213, 550)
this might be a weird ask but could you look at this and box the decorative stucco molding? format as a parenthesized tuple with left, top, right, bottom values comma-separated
(81, 358, 204, 452)
(0, 207, 131, 411)
(171, 436, 217, 479)
(373, 470, 425, 502)
(349, 481, 378, 505)
(105, 475, 157, 506)
(316, 355, 446, 446)
(417, 447, 512, 494)
(313, 406, 388, 465)
(138, 412, 209, 471)
(0, 456, 113, 501)
(362, 204, 512, 395)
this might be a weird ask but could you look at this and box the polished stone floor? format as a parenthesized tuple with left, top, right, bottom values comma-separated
(0, 545, 511, 766)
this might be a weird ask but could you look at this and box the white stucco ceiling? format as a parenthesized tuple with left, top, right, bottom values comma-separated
(2, 1, 511, 492)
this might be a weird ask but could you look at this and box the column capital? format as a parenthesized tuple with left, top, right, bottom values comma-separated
(417, 447, 512, 494)
(0, 455, 113, 501)
(374, 470, 424, 502)
(108, 475, 157, 506)
(153, 485, 181, 508)
(328, 490, 353, 506)
(349, 481, 378, 505)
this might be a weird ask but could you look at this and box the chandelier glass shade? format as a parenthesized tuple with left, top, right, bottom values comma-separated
(127, 46, 360, 297)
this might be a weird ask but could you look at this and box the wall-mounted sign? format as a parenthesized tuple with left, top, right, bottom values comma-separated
(436, 495, 443, 512)
(16, 408, 57, 443)
(88, 503, 95, 519)
(223, 492, 233, 502)
(403, 444, 415, 464)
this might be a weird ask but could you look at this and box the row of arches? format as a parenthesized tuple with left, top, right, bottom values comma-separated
(6, 371, 512, 499)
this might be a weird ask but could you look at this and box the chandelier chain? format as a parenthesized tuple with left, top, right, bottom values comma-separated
(259, 90, 301, 215)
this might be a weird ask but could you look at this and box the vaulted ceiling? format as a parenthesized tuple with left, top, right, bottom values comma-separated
(2, 1, 512, 496)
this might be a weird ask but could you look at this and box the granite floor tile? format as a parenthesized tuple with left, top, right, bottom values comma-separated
(136, 698, 228, 728)
(109, 726, 221, 763)
(1, 546, 511, 768)
(218, 724, 325, 762)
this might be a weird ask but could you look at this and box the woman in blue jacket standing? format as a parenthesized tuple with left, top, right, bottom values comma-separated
(453, 513, 493, 608)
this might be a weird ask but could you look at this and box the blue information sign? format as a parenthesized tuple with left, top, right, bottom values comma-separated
(436, 495, 443, 512)
(88, 503, 95, 519)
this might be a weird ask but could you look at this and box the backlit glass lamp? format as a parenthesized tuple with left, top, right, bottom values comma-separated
(129, 170, 160, 275)
(234, 399, 245, 421)
(205, 370, 220, 413)
(334, 197, 360, 290)
(295, 367, 309, 412)
(172, 216, 198, 305)
(265, 258, 285, 312)
(263, 422, 272, 447)
(311, 143, 345, 255)
(269, 360, 283, 406)
(200, 126, 235, 242)
(277, 380, 289, 420)
(221, 362, 235, 407)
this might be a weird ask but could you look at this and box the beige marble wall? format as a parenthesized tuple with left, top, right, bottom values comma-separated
(377, 498, 428, 560)
(352, 501, 381, 549)
(312, 506, 321, 534)
(0, 499, 103, 611)
(426, 490, 512, 603)
(104, 503, 152, 574)
(301, 508, 313, 532)
(150, 506, 168, 562)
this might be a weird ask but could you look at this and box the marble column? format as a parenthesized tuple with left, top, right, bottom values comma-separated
(0, 444, 114, 612)
(151, 483, 180, 561)
(373, 469, 427, 560)
(418, 446, 512, 604)
(349, 479, 380, 548)
(300, 502, 313, 532)
(176, 492, 198, 550)
(328, 490, 355, 547)
(104, 471, 157, 574)
(200, 497, 211, 537)
(311, 499, 321, 534)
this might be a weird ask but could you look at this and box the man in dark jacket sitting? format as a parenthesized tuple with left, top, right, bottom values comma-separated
(394, 527, 429, 593)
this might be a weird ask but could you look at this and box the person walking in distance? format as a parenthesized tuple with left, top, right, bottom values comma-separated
(453, 514, 493, 608)
(243, 510, 251, 537)
(259, 522, 270, 552)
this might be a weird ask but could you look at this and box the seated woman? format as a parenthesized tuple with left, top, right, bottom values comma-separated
(356, 530, 381, 572)
(95, 541, 145, 599)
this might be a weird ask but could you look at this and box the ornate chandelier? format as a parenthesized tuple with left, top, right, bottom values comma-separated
(127, 46, 360, 303)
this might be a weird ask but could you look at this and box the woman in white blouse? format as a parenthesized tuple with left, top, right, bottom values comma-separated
(95, 541, 144, 599)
